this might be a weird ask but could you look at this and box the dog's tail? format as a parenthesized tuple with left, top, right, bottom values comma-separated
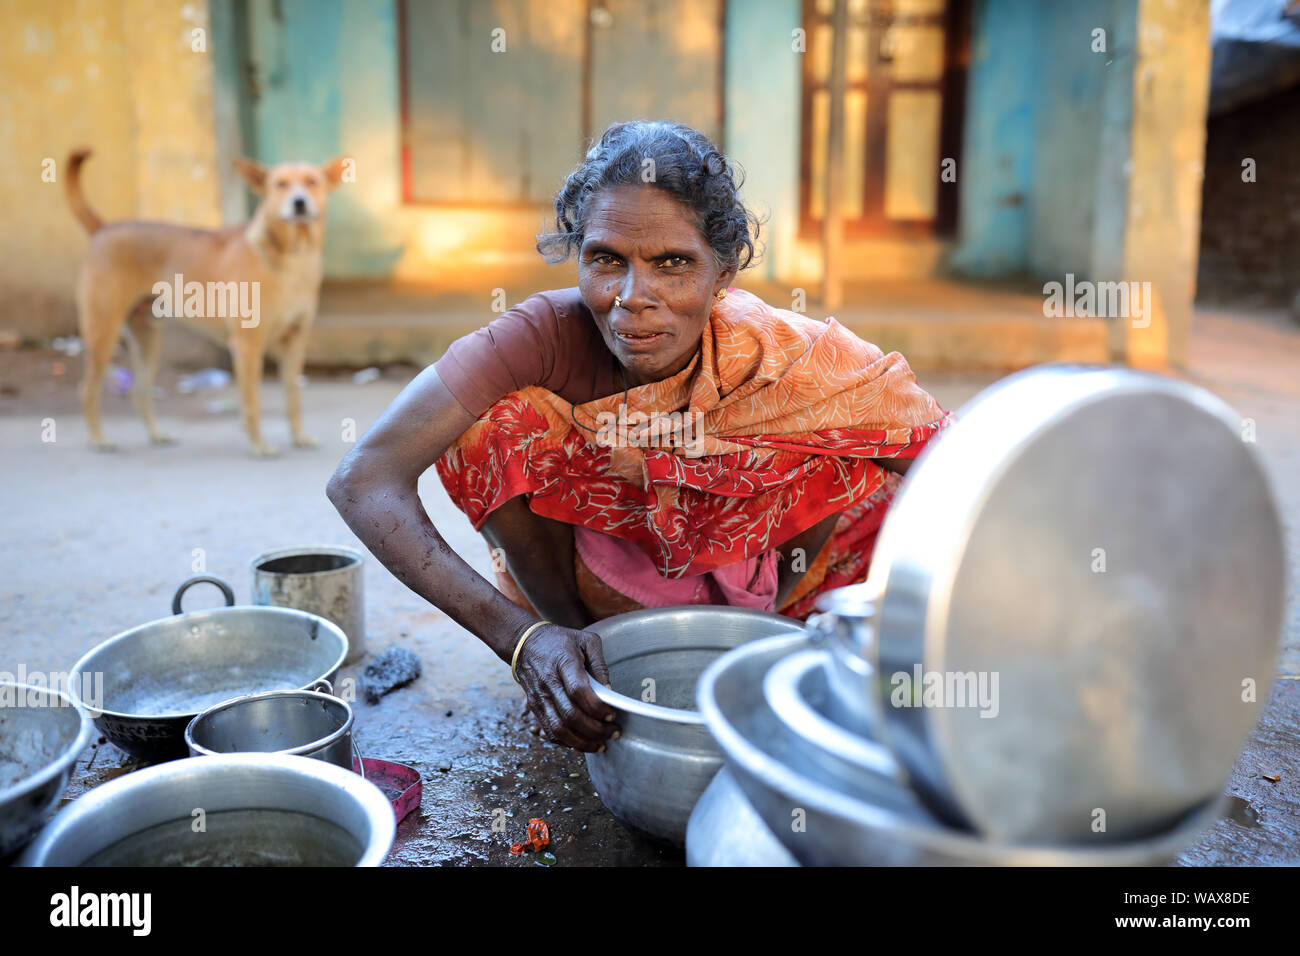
(65, 148, 104, 235)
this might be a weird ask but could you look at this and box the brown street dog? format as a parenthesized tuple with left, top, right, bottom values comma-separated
(65, 148, 347, 456)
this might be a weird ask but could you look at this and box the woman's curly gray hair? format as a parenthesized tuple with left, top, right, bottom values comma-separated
(536, 120, 762, 274)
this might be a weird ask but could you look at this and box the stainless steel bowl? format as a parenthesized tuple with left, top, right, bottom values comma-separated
(762, 649, 923, 817)
(19, 753, 394, 867)
(699, 634, 1228, 866)
(0, 683, 94, 858)
(808, 586, 883, 738)
(185, 683, 358, 771)
(584, 606, 806, 845)
(686, 767, 798, 867)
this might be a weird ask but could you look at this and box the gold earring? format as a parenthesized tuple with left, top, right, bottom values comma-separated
(715, 289, 727, 301)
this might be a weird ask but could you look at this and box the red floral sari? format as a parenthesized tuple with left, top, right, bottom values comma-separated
(436, 289, 951, 620)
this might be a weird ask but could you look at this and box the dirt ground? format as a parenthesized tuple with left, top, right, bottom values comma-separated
(1, 303, 1297, 866)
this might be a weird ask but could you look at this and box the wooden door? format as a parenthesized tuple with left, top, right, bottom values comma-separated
(586, 0, 724, 146)
(800, 0, 969, 239)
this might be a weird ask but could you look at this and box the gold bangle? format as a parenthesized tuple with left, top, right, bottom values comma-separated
(510, 621, 550, 684)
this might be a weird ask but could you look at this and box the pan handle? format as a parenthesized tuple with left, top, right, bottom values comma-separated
(351, 737, 366, 777)
(172, 575, 236, 615)
(315, 681, 366, 776)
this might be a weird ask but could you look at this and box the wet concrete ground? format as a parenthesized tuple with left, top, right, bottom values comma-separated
(2, 303, 1297, 866)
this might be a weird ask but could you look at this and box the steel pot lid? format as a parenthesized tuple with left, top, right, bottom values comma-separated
(867, 364, 1286, 844)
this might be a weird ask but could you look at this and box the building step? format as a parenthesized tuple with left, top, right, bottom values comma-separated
(304, 277, 1109, 371)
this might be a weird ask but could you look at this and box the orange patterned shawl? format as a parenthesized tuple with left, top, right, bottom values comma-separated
(436, 289, 951, 590)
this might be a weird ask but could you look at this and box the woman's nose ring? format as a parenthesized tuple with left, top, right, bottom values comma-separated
(613, 296, 623, 309)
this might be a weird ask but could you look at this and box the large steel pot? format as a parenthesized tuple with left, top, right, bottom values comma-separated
(685, 767, 797, 867)
(584, 606, 806, 845)
(841, 365, 1286, 843)
(699, 634, 1228, 866)
(71, 576, 348, 761)
(19, 753, 394, 867)
(0, 682, 94, 859)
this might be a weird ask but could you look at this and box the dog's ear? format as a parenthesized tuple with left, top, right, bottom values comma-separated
(233, 158, 268, 194)
(320, 156, 351, 191)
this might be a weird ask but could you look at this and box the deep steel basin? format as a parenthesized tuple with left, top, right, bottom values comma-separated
(699, 634, 1228, 866)
(584, 606, 806, 845)
(685, 767, 798, 867)
(19, 753, 394, 867)
(0, 683, 94, 859)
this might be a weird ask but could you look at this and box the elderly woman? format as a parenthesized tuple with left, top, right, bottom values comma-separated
(327, 121, 949, 753)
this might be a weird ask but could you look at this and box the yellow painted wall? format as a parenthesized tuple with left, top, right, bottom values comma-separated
(0, 0, 221, 340)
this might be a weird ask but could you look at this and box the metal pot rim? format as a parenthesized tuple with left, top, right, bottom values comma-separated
(17, 752, 395, 867)
(69, 605, 348, 721)
(249, 544, 365, 577)
(763, 650, 897, 777)
(699, 634, 1228, 862)
(590, 605, 805, 724)
(866, 365, 1281, 841)
(592, 681, 706, 724)
(184, 688, 355, 757)
(0, 682, 94, 805)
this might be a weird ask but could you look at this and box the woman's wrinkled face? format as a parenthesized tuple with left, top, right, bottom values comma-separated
(578, 185, 734, 387)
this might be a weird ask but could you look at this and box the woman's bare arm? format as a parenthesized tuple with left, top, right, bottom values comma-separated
(326, 366, 532, 660)
(775, 511, 840, 608)
(326, 366, 618, 752)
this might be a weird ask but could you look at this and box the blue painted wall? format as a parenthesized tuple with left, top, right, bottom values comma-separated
(245, 0, 403, 276)
(229, 0, 1140, 285)
(724, 0, 804, 283)
(952, 0, 1136, 281)
(1026, 0, 1121, 279)
(949, 0, 1040, 277)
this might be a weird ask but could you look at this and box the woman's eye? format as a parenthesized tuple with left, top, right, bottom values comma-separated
(594, 254, 620, 266)
(662, 256, 688, 268)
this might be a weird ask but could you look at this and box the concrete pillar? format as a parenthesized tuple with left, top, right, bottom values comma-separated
(1099, 0, 1212, 369)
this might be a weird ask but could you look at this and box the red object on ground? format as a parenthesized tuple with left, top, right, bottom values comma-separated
(352, 756, 422, 826)
(509, 817, 551, 855)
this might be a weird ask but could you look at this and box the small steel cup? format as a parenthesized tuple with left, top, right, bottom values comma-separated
(251, 545, 366, 664)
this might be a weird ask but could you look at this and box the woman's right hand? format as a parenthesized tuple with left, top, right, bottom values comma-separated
(513, 623, 620, 753)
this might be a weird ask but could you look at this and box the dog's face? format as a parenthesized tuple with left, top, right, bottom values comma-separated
(233, 157, 348, 224)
